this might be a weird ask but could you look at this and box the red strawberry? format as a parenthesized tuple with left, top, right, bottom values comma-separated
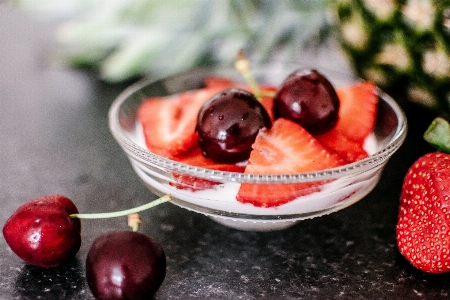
(314, 81, 377, 162)
(236, 118, 345, 207)
(396, 117, 450, 274)
(396, 152, 450, 274)
(171, 145, 245, 191)
(137, 87, 223, 158)
(334, 81, 378, 144)
(315, 130, 368, 163)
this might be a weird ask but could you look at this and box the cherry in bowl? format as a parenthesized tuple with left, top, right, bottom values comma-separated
(273, 69, 340, 133)
(196, 88, 271, 163)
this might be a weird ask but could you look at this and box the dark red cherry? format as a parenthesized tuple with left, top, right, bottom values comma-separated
(273, 69, 339, 133)
(196, 88, 271, 163)
(2, 194, 81, 267)
(86, 231, 166, 300)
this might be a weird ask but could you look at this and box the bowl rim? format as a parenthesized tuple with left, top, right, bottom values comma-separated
(108, 67, 408, 184)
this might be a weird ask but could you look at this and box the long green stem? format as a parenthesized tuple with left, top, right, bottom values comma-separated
(70, 194, 171, 219)
(235, 50, 261, 100)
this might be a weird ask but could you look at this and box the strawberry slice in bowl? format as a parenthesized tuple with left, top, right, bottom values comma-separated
(314, 81, 378, 163)
(137, 86, 226, 158)
(237, 118, 346, 207)
(333, 81, 378, 144)
(171, 145, 245, 191)
(109, 67, 407, 231)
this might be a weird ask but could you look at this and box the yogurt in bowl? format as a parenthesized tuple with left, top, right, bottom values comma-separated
(108, 66, 407, 231)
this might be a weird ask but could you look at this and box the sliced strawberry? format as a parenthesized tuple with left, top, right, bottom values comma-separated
(138, 96, 194, 157)
(178, 88, 222, 116)
(313, 81, 377, 162)
(137, 86, 224, 158)
(315, 130, 369, 163)
(334, 81, 378, 144)
(237, 118, 345, 207)
(172, 145, 245, 171)
(170, 145, 245, 191)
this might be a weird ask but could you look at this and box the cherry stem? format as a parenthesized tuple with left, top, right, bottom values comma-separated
(70, 194, 171, 220)
(235, 50, 262, 100)
(128, 213, 142, 232)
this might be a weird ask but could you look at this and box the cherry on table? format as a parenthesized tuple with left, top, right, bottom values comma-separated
(2, 194, 171, 269)
(2, 194, 81, 268)
(86, 230, 166, 300)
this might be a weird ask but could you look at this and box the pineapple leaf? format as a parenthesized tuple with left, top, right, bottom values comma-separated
(15, 0, 331, 82)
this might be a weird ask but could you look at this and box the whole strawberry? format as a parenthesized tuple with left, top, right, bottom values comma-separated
(396, 117, 450, 274)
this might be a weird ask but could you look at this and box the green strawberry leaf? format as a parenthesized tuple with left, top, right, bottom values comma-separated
(424, 117, 450, 153)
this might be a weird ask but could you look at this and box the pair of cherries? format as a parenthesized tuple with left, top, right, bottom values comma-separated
(196, 68, 340, 163)
(3, 194, 170, 299)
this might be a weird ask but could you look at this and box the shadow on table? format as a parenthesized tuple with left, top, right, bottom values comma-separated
(13, 258, 88, 300)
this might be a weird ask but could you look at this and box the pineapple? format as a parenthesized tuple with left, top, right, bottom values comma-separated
(332, 0, 450, 112)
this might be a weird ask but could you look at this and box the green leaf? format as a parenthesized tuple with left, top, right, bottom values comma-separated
(16, 0, 331, 82)
(424, 117, 450, 153)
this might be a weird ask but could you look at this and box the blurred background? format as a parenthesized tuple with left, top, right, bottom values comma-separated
(12, 0, 450, 114)
(1, 1, 450, 299)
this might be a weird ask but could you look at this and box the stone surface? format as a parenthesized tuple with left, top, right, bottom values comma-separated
(1, 4, 450, 300)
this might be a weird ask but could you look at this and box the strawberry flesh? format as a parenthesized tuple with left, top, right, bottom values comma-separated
(236, 118, 345, 207)
(334, 81, 378, 144)
(137, 87, 224, 158)
(171, 145, 245, 191)
(315, 129, 369, 163)
(314, 81, 377, 162)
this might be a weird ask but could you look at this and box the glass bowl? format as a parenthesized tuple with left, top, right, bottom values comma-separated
(108, 66, 407, 231)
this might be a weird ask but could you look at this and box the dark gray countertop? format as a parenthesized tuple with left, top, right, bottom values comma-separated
(1, 4, 450, 300)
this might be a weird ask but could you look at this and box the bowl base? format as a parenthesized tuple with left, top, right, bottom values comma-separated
(209, 216, 299, 231)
